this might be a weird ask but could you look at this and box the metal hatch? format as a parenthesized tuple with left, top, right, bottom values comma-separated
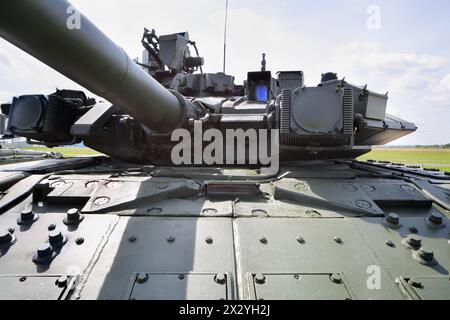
(127, 272, 231, 300)
(251, 273, 352, 300)
(0, 275, 76, 300)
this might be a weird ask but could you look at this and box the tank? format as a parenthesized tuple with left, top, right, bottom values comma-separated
(0, 0, 449, 301)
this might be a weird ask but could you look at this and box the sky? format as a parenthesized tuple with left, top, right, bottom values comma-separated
(0, 0, 449, 145)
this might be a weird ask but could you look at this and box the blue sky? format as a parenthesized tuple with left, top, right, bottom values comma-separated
(0, 0, 449, 145)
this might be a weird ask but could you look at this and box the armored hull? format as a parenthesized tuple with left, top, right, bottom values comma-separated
(0, 157, 449, 300)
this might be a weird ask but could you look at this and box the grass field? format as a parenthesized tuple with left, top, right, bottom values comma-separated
(21, 147, 101, 157)
(20, 147, 450, 172)
(358, 148, 450, 172)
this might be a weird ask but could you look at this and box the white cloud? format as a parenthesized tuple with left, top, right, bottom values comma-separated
(430, 74, 450, 107)
(0, 90, 13, 103)
(0, 1, 448, 145)
(339, 42, 447, 73)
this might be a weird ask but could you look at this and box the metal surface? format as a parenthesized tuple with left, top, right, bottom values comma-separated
(0, 0, 448, 301)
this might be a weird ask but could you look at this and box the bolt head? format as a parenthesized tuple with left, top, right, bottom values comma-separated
(330, 273, 342, 284)
(167, 236, 175, 243)
(37, 243, 52, 257)
(0, 230, 13, 245)
(48, 229, 67, 248)
(418, 247, 434, 262)
(178, 274, 185, 280)
(136, 273, 149, 284)
(296, 237, 305, 244)
(20, 209, 34, 221)
(17, 209, 38, 225)
(56, 275, 68, 288)
(48, 224, 56, 231)
(64, 208, 84, 225)
(128, 236, 137, 243)
(387, 213, 400, 225)
(205, 237, 213, 244)
(67, 208, 80, 220)
(386, 240, 395, 247)
(214, 273, 226, 285)
(254, 273, 266, 284)
(75, 237, 84, 245)
(49, 229, 63, 241)
(406, 235, 422, 249)
(429, 213, 443, 225)
(259, 237, 268, 244)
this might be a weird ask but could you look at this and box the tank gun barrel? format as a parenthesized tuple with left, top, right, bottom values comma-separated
(0, 0, 193, 133)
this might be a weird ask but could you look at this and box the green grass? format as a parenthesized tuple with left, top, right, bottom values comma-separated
(358, 148, 450, 172)
(21, 147, 102, 157)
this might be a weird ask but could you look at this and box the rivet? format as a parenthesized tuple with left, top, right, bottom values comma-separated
(356, 200, 372, 209)
(128, 236, 137, 243)
(178, 274, 185, 280)
(296, 236, 305, 244)
(48, 224, 56, 231)
(85, 180, 99, 189)
(147, 208, 162, 215)
(19, 277, 26, 282)
(400, 184, 415, 192)
(75, 237, 84, 245)
(214, 273, 226, 285)
(157, 182, 169, 189)
(51, 180, 66, 187)
(167, 236, 175, 243)
(343, 184, 357, 192)
(409, 226, 418, 234)
(305, 210, 321, 217)
(259, 237, 268, 244)
(93, 197, 110, 206)
(136, 273, 149, 284)
(386, 240, 395, 247)
(252, 209, 268, 217)
(105, 181, 122, 189)
(254, 273, 266, 284)
(202, 208, 218, 215)
(334, 237, 343, 244)
(205, 237, 213, 244)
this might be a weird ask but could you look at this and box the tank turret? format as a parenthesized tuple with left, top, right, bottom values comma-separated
(0, 0, 416, 165)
